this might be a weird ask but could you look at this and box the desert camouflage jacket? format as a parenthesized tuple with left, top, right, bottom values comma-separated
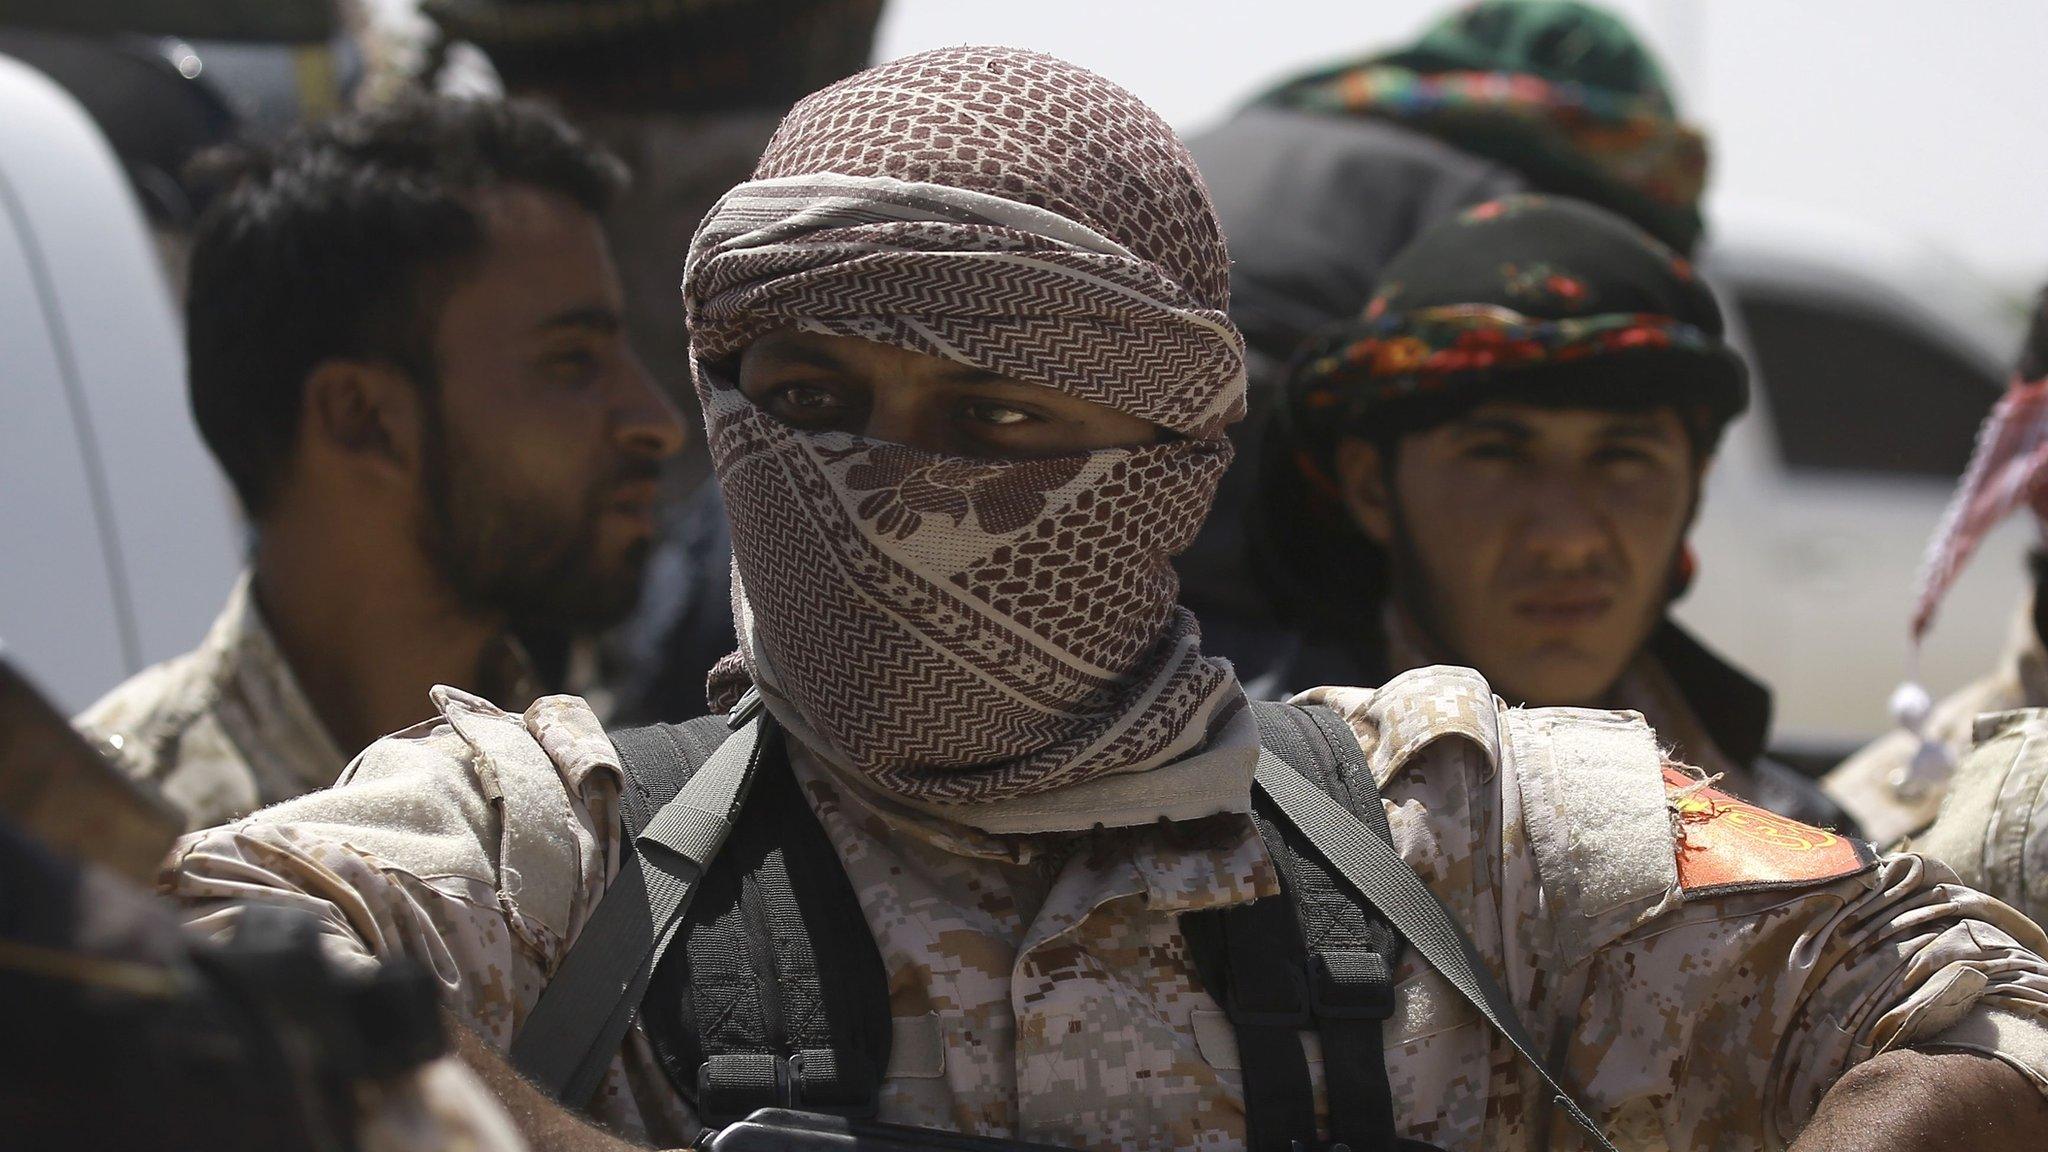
(1915, 707, 2048, 928)
(163, 666, 2048, 1151)
(76, 571, 537, 832)
(75, 572, 351, 832)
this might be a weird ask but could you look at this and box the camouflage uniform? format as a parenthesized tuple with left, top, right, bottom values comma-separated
(1825, 603, 2048, 847)
(75, 573, 350, 832)
(162, 665, 2048, 1150)
(1913, 708, 2048, 927)
(76, 571, 534, 831)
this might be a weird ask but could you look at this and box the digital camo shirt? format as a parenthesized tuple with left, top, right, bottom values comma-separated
(163, 666, 2048, 1150)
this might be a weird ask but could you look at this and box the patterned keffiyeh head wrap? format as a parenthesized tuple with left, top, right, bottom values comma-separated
(682, 47, 1248, 808)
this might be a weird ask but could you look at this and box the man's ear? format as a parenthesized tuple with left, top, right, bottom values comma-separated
(300, 360, 426, 485)
(1333, 437, 1396, 546)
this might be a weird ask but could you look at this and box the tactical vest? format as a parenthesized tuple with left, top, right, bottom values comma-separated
(511, 696, 1615, 1152)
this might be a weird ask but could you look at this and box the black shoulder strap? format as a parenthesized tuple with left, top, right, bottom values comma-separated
(1184, 701, 1406, 1152)
(640, 729, 891, 1123)
(614, 712, 741, 838)
(509, 695, 766, 1105)
(1252, 703, 1619, 1152)
(1252, 701, 1404, 1150)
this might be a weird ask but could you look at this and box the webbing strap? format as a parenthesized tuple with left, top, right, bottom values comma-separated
(1254, 755, 1619, 1152)
(509, 710, 767, 1105)
(1247, 702, 1400, 1152)
(1221, 896, 1318, 1152)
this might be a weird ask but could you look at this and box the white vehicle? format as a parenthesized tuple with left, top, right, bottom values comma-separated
(0, 53, 241, 713)
(1681, 207, 2028, 760)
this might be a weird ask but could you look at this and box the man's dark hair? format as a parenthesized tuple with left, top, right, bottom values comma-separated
(185, 97, 628, 517)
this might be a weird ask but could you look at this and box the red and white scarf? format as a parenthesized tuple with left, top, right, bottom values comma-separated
(1887, 372, 2048, 788)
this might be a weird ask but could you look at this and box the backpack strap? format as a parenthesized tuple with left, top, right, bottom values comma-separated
(1251, 704, 1620, 1152)
(1184, 700, 1406, 1152)
(641, 731, 891, 1123)
(509, 693, 767, 1105)
(1252, 701, 1404, 1151)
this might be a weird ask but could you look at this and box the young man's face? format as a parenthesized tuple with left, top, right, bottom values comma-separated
(419, 186, 686, 633)
(1335, 400, 1700, 707)
(735, 329, 1159, 459)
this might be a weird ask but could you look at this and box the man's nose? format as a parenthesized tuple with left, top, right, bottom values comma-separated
(1520, 474, 1612, 567)
(612, 352, 688, 459)
(860, 393, 947, 453)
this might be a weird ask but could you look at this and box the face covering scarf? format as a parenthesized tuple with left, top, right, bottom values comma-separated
(686, 167, 1248, 809)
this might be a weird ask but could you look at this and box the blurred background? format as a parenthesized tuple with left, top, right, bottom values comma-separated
(4, 0, 2042, 763)
(876, 0, 2048, 758)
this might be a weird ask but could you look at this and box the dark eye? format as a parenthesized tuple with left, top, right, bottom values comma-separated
(776, 385, 838, 411)
(962, 400, 1036, 427)
(761, 382, 852, 427)
(1461, 440, 1523, 462)
(542, 347, 602, 385)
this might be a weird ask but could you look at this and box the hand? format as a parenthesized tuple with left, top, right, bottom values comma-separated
(1791, 1047, 2048, 1151)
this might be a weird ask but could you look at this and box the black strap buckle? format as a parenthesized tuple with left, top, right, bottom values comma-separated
(697, 1050, 878, 1122)
(1308, 949, 1395, 1021)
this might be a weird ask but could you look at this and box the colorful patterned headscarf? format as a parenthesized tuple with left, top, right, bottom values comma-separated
(1262, 0, 1708, 255)
(683, 47, 1247, 807)
(1283, 196, 1745, 488)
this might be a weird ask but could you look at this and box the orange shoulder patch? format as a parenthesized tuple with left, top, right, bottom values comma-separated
(1662, 767, 1876, 896)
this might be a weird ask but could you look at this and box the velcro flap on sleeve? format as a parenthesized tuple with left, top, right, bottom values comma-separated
(1512, 709, 1678, 955)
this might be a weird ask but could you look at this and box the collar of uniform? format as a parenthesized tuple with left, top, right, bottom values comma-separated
(213, 570, 351, 794)
(789, 736, 1280, 913)
(1292, 665, 1504, 791)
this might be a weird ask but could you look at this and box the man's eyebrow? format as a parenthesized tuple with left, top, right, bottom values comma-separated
(748, 342, 851, 372)
(535, 306, 622, 334)
(1447, 414, 1535, 440)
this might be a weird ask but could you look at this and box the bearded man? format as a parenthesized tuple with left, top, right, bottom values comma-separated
(78, 97, 686, 829)
(163, 48, 2048, 1152)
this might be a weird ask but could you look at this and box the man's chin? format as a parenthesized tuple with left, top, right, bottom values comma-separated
(1484, 648, 1626, 710)
(504, 565, 649, 637)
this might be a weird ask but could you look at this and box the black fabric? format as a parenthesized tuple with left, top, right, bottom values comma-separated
(1182, 700, 1412, 1152)
(627, 720, 892, 1124)
(1184, 108, 1529, 375)
(1226, 615, 1860, 836)
(1173, 106, 1525, 629)
(516, 710, 769, 1105)
(615, 714, 736, 833)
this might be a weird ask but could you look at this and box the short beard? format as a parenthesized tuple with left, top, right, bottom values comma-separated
(416, 404, 654, 636)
